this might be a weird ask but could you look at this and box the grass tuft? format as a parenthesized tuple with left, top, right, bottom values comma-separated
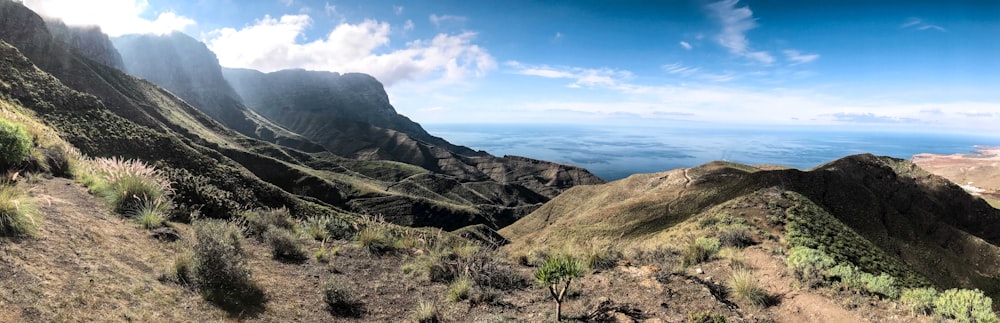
(413, 300, 440, 323)
(0, 184, 38, 237)
(728, 268, 771, 307)
(682, 237, 720, 267)
(447, 276, 472, 303)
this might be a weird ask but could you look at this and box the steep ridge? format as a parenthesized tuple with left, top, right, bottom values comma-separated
(44, 19, 124, 70)
(502, 154, 1000, 299)
(111, 32, 325, 152)
(0, 0, 598, 230)
(222, 68, 605, 197)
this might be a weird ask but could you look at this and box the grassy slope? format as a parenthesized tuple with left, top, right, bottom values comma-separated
(502, 155, 1000, 301)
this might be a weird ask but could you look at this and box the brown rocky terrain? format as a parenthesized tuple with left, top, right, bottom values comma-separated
(913, 146, 1000, 207)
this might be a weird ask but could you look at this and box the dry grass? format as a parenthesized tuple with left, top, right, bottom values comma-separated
(0, 183, 38, 237)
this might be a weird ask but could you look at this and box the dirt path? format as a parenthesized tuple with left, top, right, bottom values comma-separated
(743, 247, 870, 323)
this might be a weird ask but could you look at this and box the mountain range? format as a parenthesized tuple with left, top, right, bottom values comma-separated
(1, 1, 998, 321)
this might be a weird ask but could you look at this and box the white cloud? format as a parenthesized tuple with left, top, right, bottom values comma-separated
(429, 14, 467, 27)
(324, 2, 337, 15)
(901, 17, 946, 32)
(394, 5, 404, 15)
(403, 19, 415, 31)
(22, 0, 195, 36)
(506, 62, 632, 88)
(783, 50, 819, 64)
(205, 15, 496, 86)
(705, 0, 773, 64)
(662, 63, 700, 76)
(280, 0, 294, 7)
(679, 41, 692, 50)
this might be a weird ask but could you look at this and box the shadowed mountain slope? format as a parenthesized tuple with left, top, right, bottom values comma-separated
(502, 154, 1000, 299)
(222, 68, 605, 197)
(0, 1, 590, 230)
(111, 32, 325, 152)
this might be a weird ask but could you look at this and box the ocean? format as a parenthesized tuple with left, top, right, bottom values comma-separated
(424, 123, 1000, 181)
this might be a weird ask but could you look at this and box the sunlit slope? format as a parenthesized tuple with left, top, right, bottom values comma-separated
(503, 154, 1000, 298)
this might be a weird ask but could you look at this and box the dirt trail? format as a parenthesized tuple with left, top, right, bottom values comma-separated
(743, 247, 870, 323)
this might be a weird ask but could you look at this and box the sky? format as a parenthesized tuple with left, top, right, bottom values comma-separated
(22, 0, 1000, 133)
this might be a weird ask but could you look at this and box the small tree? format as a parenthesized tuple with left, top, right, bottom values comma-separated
(534, 255, 584, 321)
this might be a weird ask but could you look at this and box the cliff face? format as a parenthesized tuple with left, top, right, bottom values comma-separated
(44, 19, 124, 70)
(111, 32, 325, 152)
(223, 68, 606, 198)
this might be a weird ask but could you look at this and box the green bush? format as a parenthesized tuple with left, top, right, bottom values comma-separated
(447, 276, 472, 303)
(172, 250, 194, 285)
(728, 268, 770, 307)
(786, 246, 835, 287)
(265, 227, 307, 261)
(682, 237, 721, 267)
(934, 288, 997, 323)
(861, 272, 899, 299)
(192, 219, 264, 313)
(687, 311, 728, 323)
(0, 184, 38, 237)
(0, 119, 32, 168)
(324, 284, 363, 317)
(242, 207, 294, 239)
(302, 214, 353, 241)
(130, 199, 167, 229)
(535, 255, 584, 321)
(900, 287, 937, 316)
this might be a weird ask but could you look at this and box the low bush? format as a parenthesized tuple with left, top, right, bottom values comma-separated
(933, 288, 997, 323)
(861, 272, 898, 299)
(357, 224, 397, 255)
(682, 237, 721, 267)
(900, 287, 937, 316)
(728, 268, 770, 307)
(324, 284, 363, 317)
(718, 226, 754, 248)
(192, 219, 265, 313)
(0, 119, 31, 168)
(242, 207, 294, 239)
(130, 199, 167, 229)
(447, 276, 472, 303)
(265, 227, 307, 261)
(827, 263, 898, 298)
(687, 311, 728, 323)
(172, 250, 194, 285)
(786, 246, 835, 287)
(0, 184, 38, 237)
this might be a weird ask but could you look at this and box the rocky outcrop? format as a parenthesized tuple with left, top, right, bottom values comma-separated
(111, 32, 324, 152)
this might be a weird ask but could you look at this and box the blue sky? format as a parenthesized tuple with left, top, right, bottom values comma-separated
(23, 0, 1000, 133)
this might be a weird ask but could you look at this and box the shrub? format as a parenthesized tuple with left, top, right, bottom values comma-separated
(413, 300, 440, 323)
(900, 287, 937, 316)
(87, 157, 172, 215)
(0, 184, 38, 237)
(585, 244, 623, 271)
(357, 224, 397, 255)
(682, 237, 721, 267)
(687, 311, 728, 323)
(0, 119, 31, 168)
(447, 276, 472, 303)
(192, 219, 264, 313)
(861, 272, 899, 299)
(172, 250, 194, 285)
(933, 288, 997, 323)
(265, 227, 307, 261)
(728, 268, 770, 307)
(718, 226, 754, 248)
(242, 207, 294, 239)
(535, 255, 585, 321)
(302, 215, 331, 241)
(324, 284, 363, 317)
(130, 199, 167, 229)
(465, 252, 528, 291)
(786, 246, 835, 287)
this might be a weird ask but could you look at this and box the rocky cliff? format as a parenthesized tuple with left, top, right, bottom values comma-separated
(111, 32, 324, 152)
(223, 68, 606, 198)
